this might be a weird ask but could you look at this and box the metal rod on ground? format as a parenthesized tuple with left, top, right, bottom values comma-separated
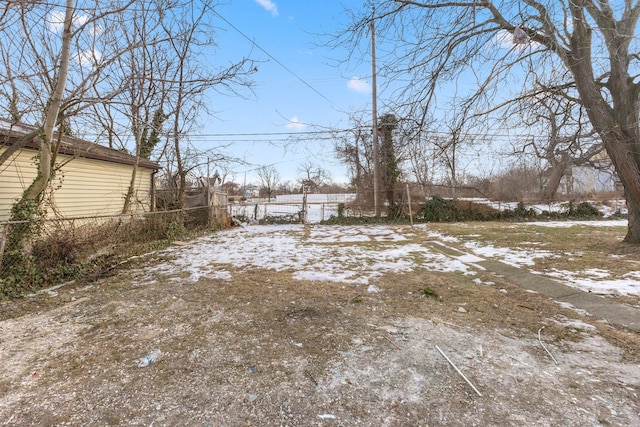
(435, 345, 482, 397)
(537, 326, 558, 364)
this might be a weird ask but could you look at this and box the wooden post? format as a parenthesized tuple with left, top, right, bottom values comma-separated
(209, 189, 217, 225)
(302, 186, 308, 224)
(371, 10, 381, 217)
(406, 184, 414, 226)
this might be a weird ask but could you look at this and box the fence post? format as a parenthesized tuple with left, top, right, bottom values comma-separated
(406, 184, 414, 226)
(302, 187, 308, 224)
(210, 190, 217, 225)
(0, 223, 9, 272)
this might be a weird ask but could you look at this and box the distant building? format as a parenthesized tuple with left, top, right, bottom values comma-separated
(244, 185, 259, 199)
(569, 165, 618, 194)
(564, 151, 619, 195)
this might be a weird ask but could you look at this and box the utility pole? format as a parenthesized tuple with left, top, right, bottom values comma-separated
(371, 8, 381, 217)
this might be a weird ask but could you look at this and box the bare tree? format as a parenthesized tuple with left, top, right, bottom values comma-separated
(511, 90, 605, 201)
(0, 1, 151, 212)
(406, 133, 437, 193)
(297, 161, 331, 192)
(159, 2, 255, 208)
(334, 113, 375, 204)
(257, 165, 280, 202)
(116, 1, 168, 213)
(2, 0, 72, 218)
(341, 1, 640, 242)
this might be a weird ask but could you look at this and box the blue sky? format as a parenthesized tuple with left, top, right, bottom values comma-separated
(198, 0, 373, 185)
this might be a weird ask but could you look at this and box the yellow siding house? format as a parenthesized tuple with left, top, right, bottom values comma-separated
(0, 120, 160, 221)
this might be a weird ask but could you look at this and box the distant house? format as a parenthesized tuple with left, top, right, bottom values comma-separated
(300, 179, 319, 194)
(563, 150, 619, 195)
(244, 184, 260, 199)
(569, 165, 618, 194)
(0, 120, 160, 221)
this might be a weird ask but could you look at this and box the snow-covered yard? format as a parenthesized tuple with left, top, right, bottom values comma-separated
(138, 221, 639, 298)
(1, 222, 638, 426)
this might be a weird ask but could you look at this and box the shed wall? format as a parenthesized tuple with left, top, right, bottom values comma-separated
(0, 147, 154, 221)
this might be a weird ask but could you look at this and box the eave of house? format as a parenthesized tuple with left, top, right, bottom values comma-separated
(0, 120, 161, 171)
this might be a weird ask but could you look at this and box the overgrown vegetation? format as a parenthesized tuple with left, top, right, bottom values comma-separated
(421, 287, 439, 299)
(0, 208, 216, 299)
(260, 211, 304, 225)
(322, 196, 608, 225)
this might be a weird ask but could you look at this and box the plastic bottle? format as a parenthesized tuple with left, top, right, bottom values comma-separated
(138, 349, 162, 367)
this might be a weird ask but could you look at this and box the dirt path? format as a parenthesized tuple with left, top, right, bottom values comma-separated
(1, 225, 639, 426)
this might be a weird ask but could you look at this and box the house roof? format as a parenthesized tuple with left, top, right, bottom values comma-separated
(0, 119, 161, 170)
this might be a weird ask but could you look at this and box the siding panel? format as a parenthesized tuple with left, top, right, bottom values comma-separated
(0, 146, 154, 221)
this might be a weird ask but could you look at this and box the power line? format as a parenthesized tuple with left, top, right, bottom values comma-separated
(83, 126, 552, 143)
(188, 129, 354, 137)
(212, 10, 339, 109)
(185, 129, 547, 141)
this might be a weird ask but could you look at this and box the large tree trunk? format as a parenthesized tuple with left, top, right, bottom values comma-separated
(11, 0, 73, 218)
(563, 6, 640, 242)
(542, 155, 571, 202)
(602, 133, 640, 242)
(122, 160, 139, 214)
(122, 118, 143, 214)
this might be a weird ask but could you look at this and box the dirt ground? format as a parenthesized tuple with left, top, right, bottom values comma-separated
(1, 224, 639, 426)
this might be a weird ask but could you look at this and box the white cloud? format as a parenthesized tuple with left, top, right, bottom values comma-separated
(495, 29, 513, 49)
(47, 10, 92, 33)
(255, 0, 279, 17)
(347, 77, 371, 94)
(286, 116, 307, 131)
(73, 49, 102, 69)
(47, 10, 66, 33)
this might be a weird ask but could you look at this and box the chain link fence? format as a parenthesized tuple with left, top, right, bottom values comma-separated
(228, 189, 425, 224)
(228, 186, 623, 225)
(2, 186, 619, 298)
(0, 201, 228, 298)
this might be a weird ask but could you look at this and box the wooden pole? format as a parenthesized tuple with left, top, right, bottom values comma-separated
(406, 184, 413, 226)
(371, 9, 381, 217)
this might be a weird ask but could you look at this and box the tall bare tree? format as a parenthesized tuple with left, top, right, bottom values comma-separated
(2, 0, 72, 218)
(160, 1, 255, 208)
(0, 1, 142, 212)
(515, 91, 604, 201)
(297, 161, 331, 191)
(117, 0, 168, 213)
(257, 165, 280, 201)
(341, 1, 640, 242)
(334, 114, 375, 204)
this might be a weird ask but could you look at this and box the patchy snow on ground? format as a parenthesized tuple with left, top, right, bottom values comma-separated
(134, 221, 640, 298)
(137, 225, 477, 287)
(547, 268, 640, 296)
(427, 220, 639, 297)
(462, 241, 559, 267)
(3, 221, 640, 426)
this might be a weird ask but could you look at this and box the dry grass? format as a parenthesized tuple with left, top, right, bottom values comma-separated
(427, 221, 639, 283)
(1, 222, 639, 425)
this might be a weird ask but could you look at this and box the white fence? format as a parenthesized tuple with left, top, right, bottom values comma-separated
(229, 193, 357, 224)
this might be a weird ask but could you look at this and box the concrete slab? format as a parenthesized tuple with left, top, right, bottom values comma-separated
(424, 241, 640, 329)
